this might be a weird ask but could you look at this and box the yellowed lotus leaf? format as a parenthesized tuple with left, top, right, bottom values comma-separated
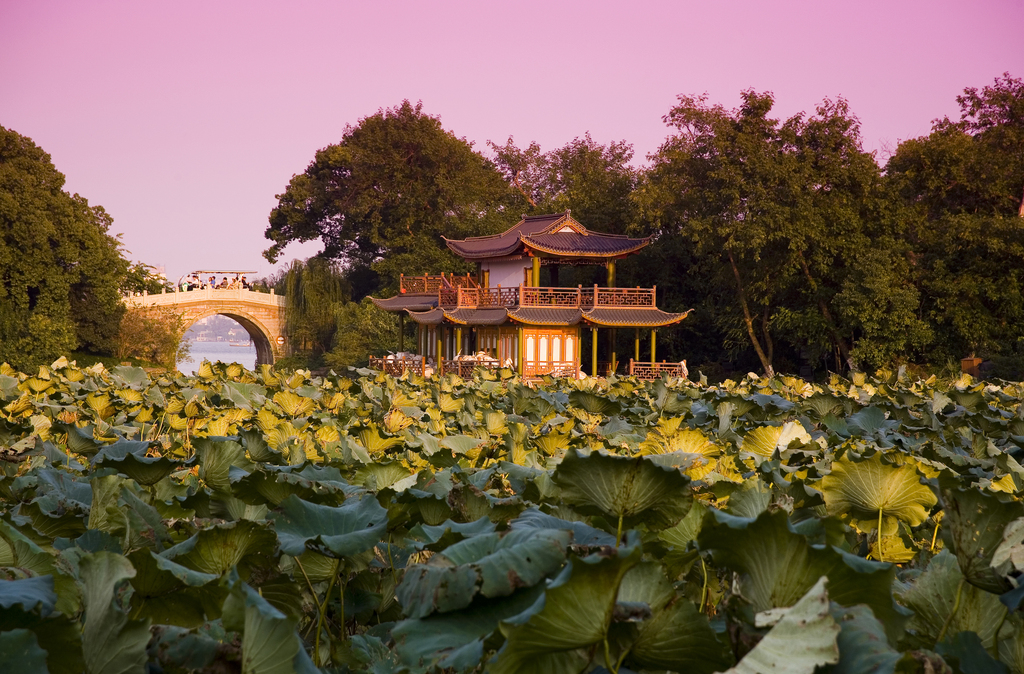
(165, 398, 185, 415)
(204, 417, 231, 437)
(167, 414, 189, 431)
(86, 393, 111, 413)
(115, 388, 143, 403)
(225, 363, 243, 378)
(64, 368, 84, 382)
(315, 425, 340, 445)
(656, 416, 685, 437)
(869, 535, 918, 563)
(184, 400, 203, 419)
(384, 409, 415, 434)
(534, 431, 570, 456)
(29, 414, 51, 438)
(685, 456, 716, 481)
(391, 390, 419, 408)
(257, 409, 282, 433)
(196, 361, 215, 379)
(259, 364, 279, 387)
(134, 407, 154, 423)
(484, 410, 508, 435)
(24, 377, 53, 393)
(273, 391, 314, 417)
(5, 395, 32, 416)
(222, 408, 249, 425)
(821, 453, 937, 533)
(437, 393, 464, 413)
(323, 392, 346, 411)
(990, 474, 1018, 494)
(357, 426, 404, 455)
(285, 372, 307, 389)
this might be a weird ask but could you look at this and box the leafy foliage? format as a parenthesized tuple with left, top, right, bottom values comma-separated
(3, 357, 1024, 672)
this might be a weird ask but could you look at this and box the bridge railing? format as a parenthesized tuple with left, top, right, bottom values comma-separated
(124, 286, 286, 308)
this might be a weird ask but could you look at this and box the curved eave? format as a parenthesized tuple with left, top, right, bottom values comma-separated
(582, 308, 693, 328)
(372, 294, 438, 313)
(443, 237, 525, 260)
(521, 236, 651, 259)
(406, 308, 446, 325)
(443, 308, 509, 326)
(507, 308, 583, 326)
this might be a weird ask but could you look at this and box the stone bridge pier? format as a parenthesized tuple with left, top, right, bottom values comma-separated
(124, 287, 289, 365)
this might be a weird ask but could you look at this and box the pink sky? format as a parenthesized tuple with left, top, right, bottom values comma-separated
(2, 0, 1022, 284)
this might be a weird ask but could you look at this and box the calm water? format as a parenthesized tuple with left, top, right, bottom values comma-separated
(178, 340, 257, 375)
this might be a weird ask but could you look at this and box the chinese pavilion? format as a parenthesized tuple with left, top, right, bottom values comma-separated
(370, 211, 690, 378)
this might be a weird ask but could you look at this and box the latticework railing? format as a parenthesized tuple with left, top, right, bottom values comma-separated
(399, 273, 477, 294)
(456, 286, 519, 308)
(442, 359, 503, 378)
(368, 356, 427, 377)
(628, 359, 687, 380)
(524, 360, 579, 378)
(519, 286, 583, 307)
(595, 287, 656, 307)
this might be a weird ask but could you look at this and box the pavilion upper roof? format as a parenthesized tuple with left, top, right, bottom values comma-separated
(443, 211, 650, 261)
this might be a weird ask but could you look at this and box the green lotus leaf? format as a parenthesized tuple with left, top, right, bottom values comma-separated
(897, 550, 1007, 651)
(240, 428, 285, 465)
(224, 577, 316, 674)
(617, 562, 733, 673)
(161, 520, 277, 577)
(830, 604, 901, 674)
(79, 551, 151, 674)
(0, 629, 48, 674)
(352, 461, 416, 490)
(195, 436, 254, 495)
(820, 453, 937, 534)
(724, 576, 839, 674)
(407, 518, 497, 550)
(697, 509, 908, 639)
(568, 390, 621, 416)
(271, 494, 387, 559)
(0, 575, 56, 614)
(941, 481, 1024, 594)
(392, 584, 545, 673)
(397, 528, 571, 619)
(552, 449, 693, 530)
(0, 603, 83, 674)
(488, 535, 643, 674)
(0, 520, 80, 615)
(53, 421, 103, 456)
(148, 625, 220, 673)
(935, 631, 1006, 674)
(92, 439, 180, 485)
(127, 550, 225, 627)
(510, 508, 616, 548)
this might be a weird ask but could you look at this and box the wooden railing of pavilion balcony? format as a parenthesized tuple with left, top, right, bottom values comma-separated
(517, 285, 656, 309)
(399, 273, 478, 294)
(628, 359, 687, 380)
(367, 356, 427, 377)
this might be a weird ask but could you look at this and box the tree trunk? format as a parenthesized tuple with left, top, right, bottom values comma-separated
(728, 251, 775, 377)
(798, 251, 857, 372)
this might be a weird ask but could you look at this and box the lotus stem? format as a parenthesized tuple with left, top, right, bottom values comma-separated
(700, 556, 709, 613)
(877, 508, 884, 563)
(936, 577, 965, 645)
(616, 514, 623, 547)
(316, 572, 338, 665)
(338, 573, 346, 642)
(603, 638, 619, 674)
(930, 519, 941, 552)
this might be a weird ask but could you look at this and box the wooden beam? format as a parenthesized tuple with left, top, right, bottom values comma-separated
(531, 256, 540, 287)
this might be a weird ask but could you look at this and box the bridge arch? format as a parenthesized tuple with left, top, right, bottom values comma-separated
(186, 309, 277, 366)
(124, 287, 288, 366)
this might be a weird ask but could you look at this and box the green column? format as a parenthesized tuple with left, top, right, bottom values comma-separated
(650, 329, 656, 362)
(592, 327, 599, 377)
(456, 327, 463, 356)
(531, 256, 540, 287)
(634, 328, 640, 362)
(606, 260, 616, 287)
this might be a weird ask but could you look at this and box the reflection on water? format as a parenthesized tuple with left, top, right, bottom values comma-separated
(178, 340, 257, 375)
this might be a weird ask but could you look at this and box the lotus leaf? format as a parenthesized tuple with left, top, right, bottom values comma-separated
(489, 535, 642, 674)
(272, 494, 387, 558)
(552, 449, 693, 531)
(724, 577, 839, 674)
(941, 481, 1024, 593)
(161, 520, 277, 577)
(821, 452, 937, 535)
(397, 528, 571, 618)
(79, 552, 152, 674)
(92, 439, 180, 485)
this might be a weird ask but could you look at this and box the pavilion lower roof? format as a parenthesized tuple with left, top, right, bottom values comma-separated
(371, 294, 438, 312)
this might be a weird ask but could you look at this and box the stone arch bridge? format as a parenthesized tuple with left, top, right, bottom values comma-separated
(124, 287, 288, 365)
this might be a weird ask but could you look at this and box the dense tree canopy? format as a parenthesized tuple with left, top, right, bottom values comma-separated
(264, 101, 513, 297)
(0, 126, 133, 369)
(271, 75, 1023, 379)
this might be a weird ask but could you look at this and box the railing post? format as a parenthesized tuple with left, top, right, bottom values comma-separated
(593, 284, 599, 306)
(577, 285, 582, 307)
(519, 284, 524, 306)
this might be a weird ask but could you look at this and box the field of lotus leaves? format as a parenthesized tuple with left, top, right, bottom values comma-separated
(2, 357, 1024, 673)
